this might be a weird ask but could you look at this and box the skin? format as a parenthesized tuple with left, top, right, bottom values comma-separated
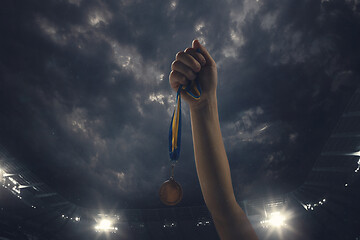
(169, 40, 259, 240)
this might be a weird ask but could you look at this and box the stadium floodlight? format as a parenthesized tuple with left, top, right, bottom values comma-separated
(268, 212, 286, 228)
(95, 218, 118, 232)
(261, 211, 287, 228)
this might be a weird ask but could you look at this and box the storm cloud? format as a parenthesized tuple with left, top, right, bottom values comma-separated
(0, 0, 359, 209)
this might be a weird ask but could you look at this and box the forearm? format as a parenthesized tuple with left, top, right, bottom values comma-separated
(190, 93, 237, 215)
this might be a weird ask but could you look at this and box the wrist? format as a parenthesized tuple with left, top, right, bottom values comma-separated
(189, 92, 218, 113)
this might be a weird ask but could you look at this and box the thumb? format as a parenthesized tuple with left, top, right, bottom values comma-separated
(192, 39, 215, 66)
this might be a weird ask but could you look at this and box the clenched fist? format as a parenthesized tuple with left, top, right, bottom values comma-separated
(169, 39, 218, 109)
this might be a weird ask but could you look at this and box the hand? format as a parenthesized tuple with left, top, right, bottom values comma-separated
(169, 39, 218, 109)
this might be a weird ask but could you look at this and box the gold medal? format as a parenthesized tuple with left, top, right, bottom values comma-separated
(159, 164, 183, 206)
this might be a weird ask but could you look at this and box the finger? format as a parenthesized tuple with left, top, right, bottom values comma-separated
(192, 39, 216, 67)
(184, 48, 206, 66)
(169, 70, 187, 90)
(175, 51, 201, 73)
(171, 60, 197, 81)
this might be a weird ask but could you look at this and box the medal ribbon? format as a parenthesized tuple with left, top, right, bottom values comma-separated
(169, 48, 202, 163)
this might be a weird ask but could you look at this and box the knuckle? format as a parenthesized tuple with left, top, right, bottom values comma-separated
(171, 60, 178, 69)
(184, 48, 192, 53)
(175, 51, 183, 59)
(193, 62, 201, 71)
(201, 58, 206, 66)
(169, 71, 174, 82)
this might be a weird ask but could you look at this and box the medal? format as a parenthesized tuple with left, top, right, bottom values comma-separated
(159, 48, 202, 206)
(159, 164, 183, 206)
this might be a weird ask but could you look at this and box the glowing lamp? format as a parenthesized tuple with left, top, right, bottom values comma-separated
(268, 212, 286, 227)
(95, 219, 117, 232)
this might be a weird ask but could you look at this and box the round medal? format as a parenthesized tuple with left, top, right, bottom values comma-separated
(159, 176, 183, 206)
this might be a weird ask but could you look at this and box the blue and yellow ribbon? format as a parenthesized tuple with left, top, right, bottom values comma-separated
(169, 48, 202, 163)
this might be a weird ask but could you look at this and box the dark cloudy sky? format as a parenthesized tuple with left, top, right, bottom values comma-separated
(1, 0, 359, 210)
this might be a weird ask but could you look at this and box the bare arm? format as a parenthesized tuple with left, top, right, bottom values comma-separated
(190, 96, 236, 213)
(169, 40, 258, 240)
(190, 98, 258, 240)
